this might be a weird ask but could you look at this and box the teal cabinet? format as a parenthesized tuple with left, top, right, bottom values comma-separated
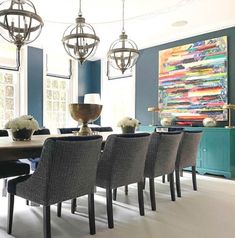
(140, 126, 235, 179)
(186, 127, 235, 179)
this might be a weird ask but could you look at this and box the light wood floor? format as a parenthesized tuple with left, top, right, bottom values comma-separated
(0, 172, 235, 238)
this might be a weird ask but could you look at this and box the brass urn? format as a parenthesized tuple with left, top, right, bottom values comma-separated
(69, 103, 103, 135)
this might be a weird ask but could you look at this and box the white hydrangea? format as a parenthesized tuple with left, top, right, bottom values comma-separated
(117, 117, 140, 127)
(5, 115, 39, 132)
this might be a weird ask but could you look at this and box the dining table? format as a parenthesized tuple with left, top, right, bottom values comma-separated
(0, 132, 111, 162)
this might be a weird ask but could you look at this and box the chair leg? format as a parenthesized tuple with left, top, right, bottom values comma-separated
(162, 175, 165, 183)
(125, 185, 128, 195)
(149, 178, 156, 211)
(180, 169, 183, 177)
(113, 188, 117, 201)
(7, 193, 14, 234)
(88, 193, 96, 235)
(175, 170, 181, 197)
(169, 172, 176, 201)
(192, 166, 197, 191)
(2, 178, 7, 197)
(71, 198, 76, 214)
(143, 177, 146, 190)
(106, 188, 114, 228)
(57, 202, 62, 217)
(137, 181, 145, 216)
(43, 206, 51, 238)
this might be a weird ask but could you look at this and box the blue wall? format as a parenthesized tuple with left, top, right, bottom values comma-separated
(27, 47, 101, 126)
(78, 60, 101, 103)
(77, 60, 101, 124)
(136, 27, 235, 125)
(27, 47, 43, 126)
(27, 26, 235, 127)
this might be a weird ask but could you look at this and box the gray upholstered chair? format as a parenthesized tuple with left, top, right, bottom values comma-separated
(7, 135, 102, 238)
(96, 133, 150, 229)
(144, 132, 183, 211)
(175, 131, 202, 197)
(0, 130, 30, 197)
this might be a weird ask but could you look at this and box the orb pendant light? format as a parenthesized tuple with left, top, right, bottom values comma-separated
(62, 0, 100, 64)
(107, 0, 139, 74)
(0, 0, 44, 49)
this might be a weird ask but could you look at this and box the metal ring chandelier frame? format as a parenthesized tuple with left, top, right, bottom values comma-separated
(0, 0, 44, 49)
(62, 0, 100, 64)
(107, 0, 139, 74)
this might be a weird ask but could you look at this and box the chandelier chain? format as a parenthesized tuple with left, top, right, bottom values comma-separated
(107, 0, 139, 74)
(122, 0, 125, 33)
(78, 0, 82, 16)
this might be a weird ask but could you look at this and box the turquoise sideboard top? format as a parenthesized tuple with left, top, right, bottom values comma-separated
(138, 126, 235, 179)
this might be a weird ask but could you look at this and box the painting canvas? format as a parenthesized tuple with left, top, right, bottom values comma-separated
(158, 36, 228, 123)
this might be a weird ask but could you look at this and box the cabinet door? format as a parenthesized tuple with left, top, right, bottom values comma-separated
(202, 131, 229, 171)
(196, 136, 205, 169)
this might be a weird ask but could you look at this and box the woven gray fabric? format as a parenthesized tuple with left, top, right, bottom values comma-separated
(144, 132, 182, 178)
(8, 136, 102, 206)
(175, 131, 202, 170)
(96, 133, 150, 189)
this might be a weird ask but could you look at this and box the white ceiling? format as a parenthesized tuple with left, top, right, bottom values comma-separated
(28, 0, 235, 59)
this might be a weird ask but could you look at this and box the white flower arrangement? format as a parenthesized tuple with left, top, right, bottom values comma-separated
(5, 115, 39, 132)
(117, 117, 140, 128)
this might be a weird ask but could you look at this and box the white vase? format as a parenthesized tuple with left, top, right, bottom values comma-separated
(203, 118, 216, 127)
(160, 118, 173, 127)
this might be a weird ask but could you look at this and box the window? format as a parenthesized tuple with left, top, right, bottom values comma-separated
(0, 40, 20, 70)
(0, 42, 20, 128)
(44, 76, 70, 130)
(43, 53, 78, 132)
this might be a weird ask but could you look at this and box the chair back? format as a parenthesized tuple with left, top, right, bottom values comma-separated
(0, 129, 8, 137)
(175, 131, 202, 170)
(57, 127, 79, 134)
(58, 127, 113, 134)
(99, 133, 150, 188)
(33, 128, 50, 135)
(145, 132, 182, 178)
(23, 135, 102, 205)
(92, 127, 113, 132)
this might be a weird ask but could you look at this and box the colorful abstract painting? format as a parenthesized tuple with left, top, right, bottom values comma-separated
(158, 36, 228, 123)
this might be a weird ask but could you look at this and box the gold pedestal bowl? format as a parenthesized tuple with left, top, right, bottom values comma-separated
(69, 103, 103, 136)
